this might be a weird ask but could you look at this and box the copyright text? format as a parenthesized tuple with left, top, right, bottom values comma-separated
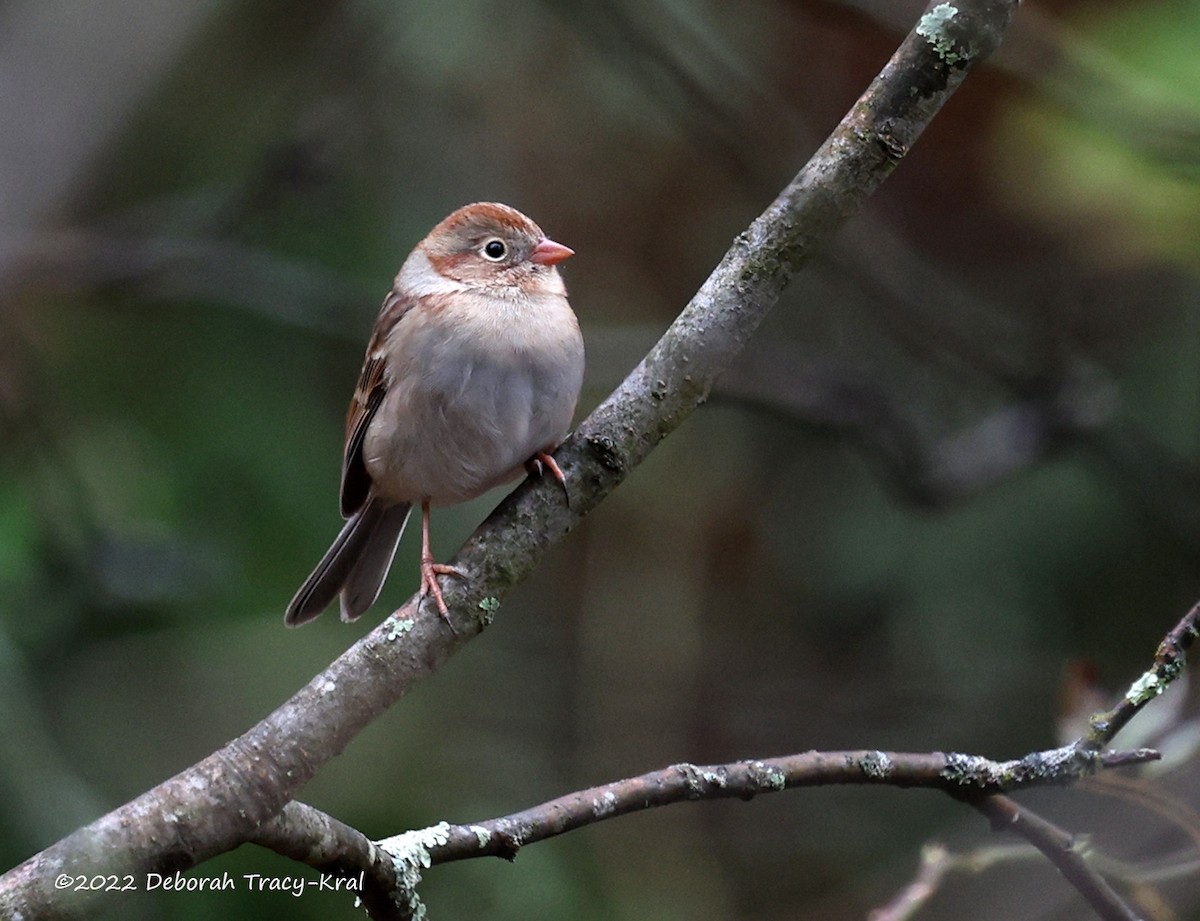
(54, 871, 365, 898)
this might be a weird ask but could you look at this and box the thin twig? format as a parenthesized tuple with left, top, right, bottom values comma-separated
(415, 747, 1155, 865)
(969, 795, 1142, 921)
(868, 842, 1045, 921)
(869, 844, 955, 921)
(871, 600, 1200, 921)
(1080, 601, 1200, 752)
(249, 744, 1157, 920)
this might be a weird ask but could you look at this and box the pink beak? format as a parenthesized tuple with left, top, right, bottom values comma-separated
(530, 238, 574, 266)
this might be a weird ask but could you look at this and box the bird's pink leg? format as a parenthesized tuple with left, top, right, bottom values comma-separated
(419, 499, 463, 626)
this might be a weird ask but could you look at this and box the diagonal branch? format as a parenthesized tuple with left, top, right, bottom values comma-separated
(1079, 600, 1200, 752)
(0, 2, 1020, 918)
(968, 795, 1141, 921)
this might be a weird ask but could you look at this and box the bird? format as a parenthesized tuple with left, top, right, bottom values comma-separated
(285, 202, 584, 626)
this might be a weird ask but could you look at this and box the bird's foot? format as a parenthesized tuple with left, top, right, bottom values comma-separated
(420, 554, 465, 631)
(526, 450, 570, 506)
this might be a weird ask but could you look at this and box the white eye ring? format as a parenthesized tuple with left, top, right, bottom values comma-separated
(481, 239, 507, 261)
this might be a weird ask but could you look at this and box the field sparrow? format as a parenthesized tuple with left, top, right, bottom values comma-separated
(285, 202, 584, 626)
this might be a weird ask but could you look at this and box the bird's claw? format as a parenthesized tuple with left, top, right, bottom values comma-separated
(420, 555, 465, 632)
(527, 450, 570, 507)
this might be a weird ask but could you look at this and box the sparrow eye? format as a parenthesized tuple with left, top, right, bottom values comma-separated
(482, 239, 507, 261)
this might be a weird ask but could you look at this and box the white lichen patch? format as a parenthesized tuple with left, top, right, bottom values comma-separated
(477, 597, 501, 625)
(858, 750, 894, 779)
(1126, 670, 1166, 705)
(383, 616, 416, 642)
(941, 752, 994, 786)
(747, 761, 786, 791)
(592, 790, 618, 817)
(377, 821, 452, 920)
(916, 3, 962, 64)
(470, 825, 491, 848)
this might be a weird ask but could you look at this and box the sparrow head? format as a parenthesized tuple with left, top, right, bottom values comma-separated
(419, 202, 573, 295)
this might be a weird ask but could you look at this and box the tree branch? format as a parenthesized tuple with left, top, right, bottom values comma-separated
(0, 2, 1021, 917)
(968, 795, 1141, 921)
(321, 589, 1200, 920)
(1079, 600, 1200, 752)
(868, 841, 1044, 921)
(421, 746, 1155, 865)
(252, 746, 1155, 921)
(248, 801, 405, 921)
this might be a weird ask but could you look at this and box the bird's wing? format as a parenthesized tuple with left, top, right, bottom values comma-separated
(340, 287, 414, 517)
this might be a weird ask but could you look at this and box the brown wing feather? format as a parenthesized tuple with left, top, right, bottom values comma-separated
(339, 287, 416, 517)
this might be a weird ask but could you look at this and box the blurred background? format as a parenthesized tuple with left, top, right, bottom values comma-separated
(2, 0, 1199, 918)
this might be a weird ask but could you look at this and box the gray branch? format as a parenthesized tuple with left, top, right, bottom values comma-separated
(423, 746, 1157, 864)
(249, 802, 405, 921)
(254, 746, 1156, 921)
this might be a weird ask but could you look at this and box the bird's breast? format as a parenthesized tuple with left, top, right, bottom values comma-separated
(363, 290, 584, 506)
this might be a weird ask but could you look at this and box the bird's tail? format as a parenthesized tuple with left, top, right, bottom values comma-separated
(285, 500, 412, 626)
